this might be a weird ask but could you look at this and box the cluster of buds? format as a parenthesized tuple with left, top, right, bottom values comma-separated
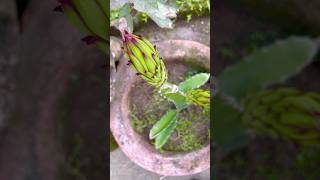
(54, 0, 108, 46)
(242, 88, 320, 145)
(186, 89, 210, 109)
(122, 31, 167, 88)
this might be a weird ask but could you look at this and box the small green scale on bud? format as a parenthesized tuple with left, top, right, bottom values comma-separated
(186, 89, 210, 108)
(122, 31, 167, 88)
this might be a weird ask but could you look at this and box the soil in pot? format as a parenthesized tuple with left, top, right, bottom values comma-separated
(128, 61, 210, 153)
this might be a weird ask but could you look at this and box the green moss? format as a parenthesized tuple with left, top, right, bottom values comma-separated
(168, 107, 209, 152)
(130, 92, 169, 135)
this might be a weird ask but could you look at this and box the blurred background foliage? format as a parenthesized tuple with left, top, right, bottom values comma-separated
(214, 1, 320, 179)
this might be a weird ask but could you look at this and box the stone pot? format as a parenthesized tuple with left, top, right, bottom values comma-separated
(110, 39, 210, 176)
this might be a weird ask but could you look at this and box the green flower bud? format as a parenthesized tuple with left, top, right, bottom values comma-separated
(122, 31, 167, 88)
(186, 89, 210, 108)
(242, 88, 320, 145)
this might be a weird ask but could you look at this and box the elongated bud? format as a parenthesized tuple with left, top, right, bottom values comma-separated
(55, 0, 108, 51)
(122, 31, 167, 88)
(186, 89, 210, 108)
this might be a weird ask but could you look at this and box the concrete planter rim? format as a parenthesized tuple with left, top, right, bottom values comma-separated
(110, 39, 210, 176)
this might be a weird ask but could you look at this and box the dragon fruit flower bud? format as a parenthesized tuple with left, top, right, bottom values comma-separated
(122, 31, 168, 88)
(186, 89, 210, 108)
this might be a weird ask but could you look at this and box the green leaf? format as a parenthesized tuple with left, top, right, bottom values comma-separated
(119, 3, 132, 17)
(149, 109, 177, 139)
(213, 95, 250, 155)
(134, 1, 177, 28)
(119, 3, 134, 33)
(96, 0, 109, 17)
(62, 5, 91, 34)
(155, 117, 177, 149)
(110, 3, 134, 33)
(133, 0, 158, 11)
(111, 0, 177, 29)
(179, 73, 210, 93)
(162, 92, 187, 109)
(71, 0, 108, 40)
(218, 37, 318, 100)
(110, 0, 129, 10)
(147, 1, 177, 28)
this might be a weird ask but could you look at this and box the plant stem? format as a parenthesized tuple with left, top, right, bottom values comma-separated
(159, 82, 180, 95)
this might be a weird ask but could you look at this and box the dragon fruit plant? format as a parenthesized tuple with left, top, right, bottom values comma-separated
(122, 30, 210, 149)
(55, 0, 210, 149)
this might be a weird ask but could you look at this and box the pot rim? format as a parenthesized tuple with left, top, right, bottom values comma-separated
(110, 40, 210, 176)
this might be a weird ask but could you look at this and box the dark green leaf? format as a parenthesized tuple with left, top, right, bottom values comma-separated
(96, 0, 109, 17)
(149, 109, 177, 139)
(155, 117, 177, 149)
(62, 5, 91, 34)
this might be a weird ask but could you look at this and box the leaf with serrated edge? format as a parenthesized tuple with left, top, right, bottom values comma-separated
(149, 110, 177, 139)
(179, 73, 210, 93)
(155, 118, 177, 149)
(218, 37, 318, 100)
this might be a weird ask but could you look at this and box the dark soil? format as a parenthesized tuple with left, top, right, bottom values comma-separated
(128, 61, 210, 153)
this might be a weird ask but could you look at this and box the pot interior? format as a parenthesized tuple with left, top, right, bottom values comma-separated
(128, 60, 210, 153)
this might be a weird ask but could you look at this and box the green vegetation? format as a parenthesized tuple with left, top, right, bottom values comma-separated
(176, 0, 210, 22)
(130, 88, 209, 152)
(136, 0, 210, 24)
